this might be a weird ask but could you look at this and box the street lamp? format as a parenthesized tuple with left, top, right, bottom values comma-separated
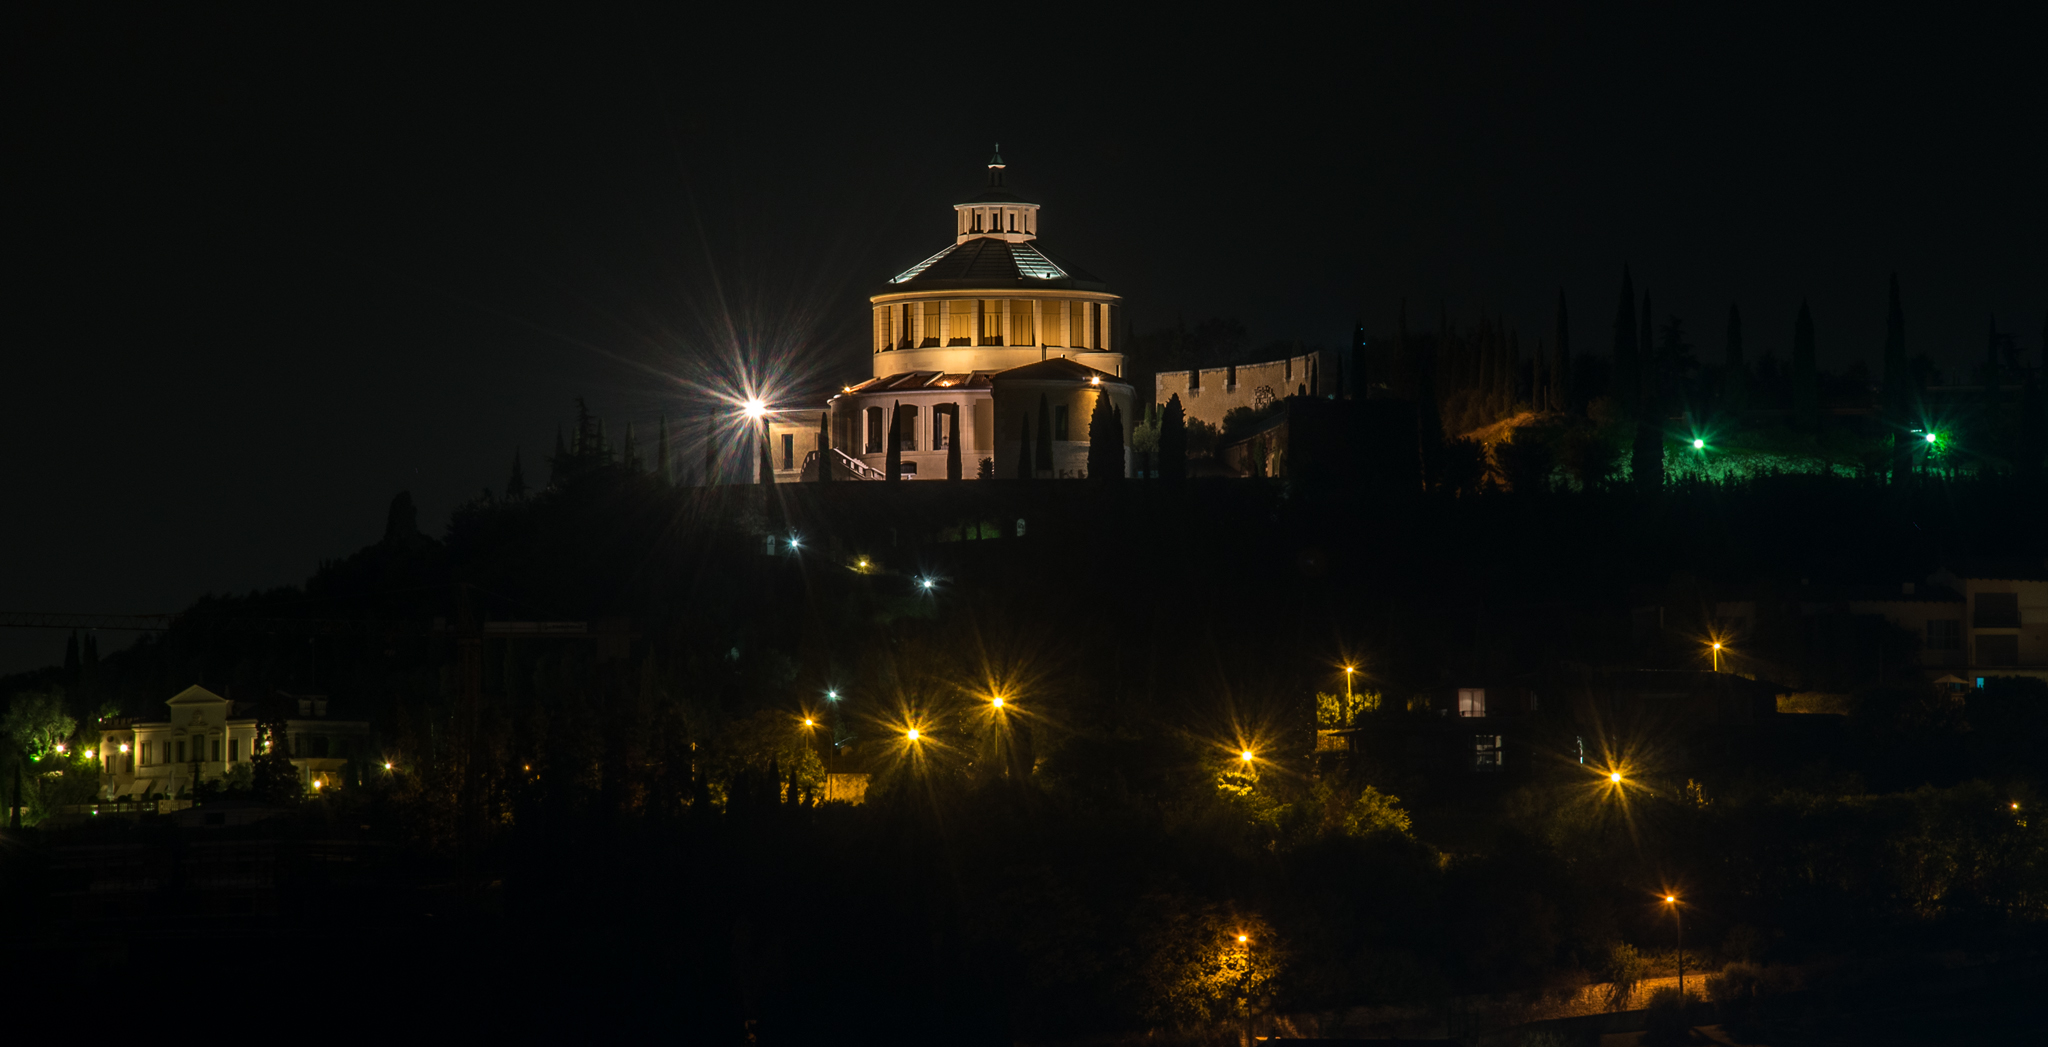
(906, 728, 921, 742)
(826, 689, 840, 702)
(1663, 895, 1684, 999)
(1240, 749, 1255, 764)
(742, 398, 767, 420)
(1710, 641, 1723, 672)
(1343, 665, 1357, 701)
(991, 696, 1006, 710)
(1693, 438, 1705, 450)
(1610, 771, 1623, 784)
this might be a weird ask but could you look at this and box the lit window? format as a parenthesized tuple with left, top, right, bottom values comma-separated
(980, 300, 1003, 345)
(1926, 619, 1962, 651)
(1458, 688, 1487, 717)
(865, 407, 884, 453)
(1474, 734, 1503, 771)
(933, 407, 951, 449)
(1011, 301, 1034, 344)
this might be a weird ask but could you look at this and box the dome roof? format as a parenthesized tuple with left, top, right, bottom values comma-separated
(887, 237, 1106, 293)
(880, 151, 1112, 295)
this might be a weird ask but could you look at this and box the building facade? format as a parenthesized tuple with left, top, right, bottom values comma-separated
(99, 685, 373, 799)
(812, 151, 1133, 480)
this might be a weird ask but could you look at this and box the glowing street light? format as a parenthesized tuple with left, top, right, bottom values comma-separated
(918, 577, 935, 591)
(118, 743, 130, 754)
(384, 762, 394, 771)
(1609, 771, 1624, 784)
(1343, 664, 1357, 701)
(1240, 749, 1255, 764)
(1710, 641, 1724, 672)
(826, 689, 840, 701)
(1692, 438, 1706, 450)
(1236, 934, 1248, 943)
(84, 749, 96, 759)
(906, 728, 921, 742)
(1663, 894, 1685, 997)
(1924, 432, 1938, 444)
(991, 696, 1006, 710)
(742, 397, 767, 420)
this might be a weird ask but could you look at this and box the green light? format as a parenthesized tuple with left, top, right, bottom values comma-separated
(1692, 439, 1705, 450)
(1925, 433, 1938, 444)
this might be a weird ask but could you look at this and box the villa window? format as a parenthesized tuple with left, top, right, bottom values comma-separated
(1926, 619, 1962, 650)
(1474, 735, 1504, 771)
(211, 738, 221, 762)
(865, 407, 884, 453)
(176, 740, 187, 762)
(1975, 592, 2020, 628)
(1458, 688, 1487, 717)
(900, 405, 919, 451)
(933, 407, 951, 449)
(1089, 302, 1101, 348)
(781, 434, 795, 471)
(1008, 212, 1016, 232)
(1978, 634, 2019, 666)
(229, 738, 240, 762)
(141, 741, 152, 764)
(922, 302, 941, 346)
(1045, 302, 1066, 346)
(1011, 301, 1034, 344)
(1053, 405, 1069, 441)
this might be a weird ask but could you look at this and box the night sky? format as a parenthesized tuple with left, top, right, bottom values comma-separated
(7, 6, 2043, 673)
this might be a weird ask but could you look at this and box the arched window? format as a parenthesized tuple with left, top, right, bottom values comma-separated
(865, 407, 884, 453)
(899, 405, 920, 451)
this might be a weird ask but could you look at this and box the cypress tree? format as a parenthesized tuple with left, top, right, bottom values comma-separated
(1416, 301, 1444, 488)
(1552, 289, 1571, 411)
(1883, 275, 1911, 480)
(1160, 394, 1187, 483)
(1793, 300, 1819, 432)
(886, 400, 902, 482)
(946, 409, 962, 480)
(550, 425, 566, 488)
(1631, 290, 1663, 490)
(1035, 394, 1053, 475)
(1723, 304, 1747, 419)
(757, 419, 774, 486)
(1640, 291, 1655, 414)
(1087, 391, 1119, 480)
(656, 413, 671, 484)
(1016, 412, 1033, 479)
(1613, 268, 1639, 416)
(1508, 328, 1523, 413)
(505, 449, 527, 500)
(1476, 319, 1498, 415)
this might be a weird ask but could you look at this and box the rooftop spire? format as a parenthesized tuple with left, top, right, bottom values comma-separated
(987, 144, 1005, 188)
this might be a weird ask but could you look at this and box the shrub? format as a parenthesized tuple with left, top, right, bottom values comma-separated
(1640, 985, 1694, 1045)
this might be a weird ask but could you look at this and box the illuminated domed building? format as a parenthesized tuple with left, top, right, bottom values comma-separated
(795, 151, 1137, 480)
